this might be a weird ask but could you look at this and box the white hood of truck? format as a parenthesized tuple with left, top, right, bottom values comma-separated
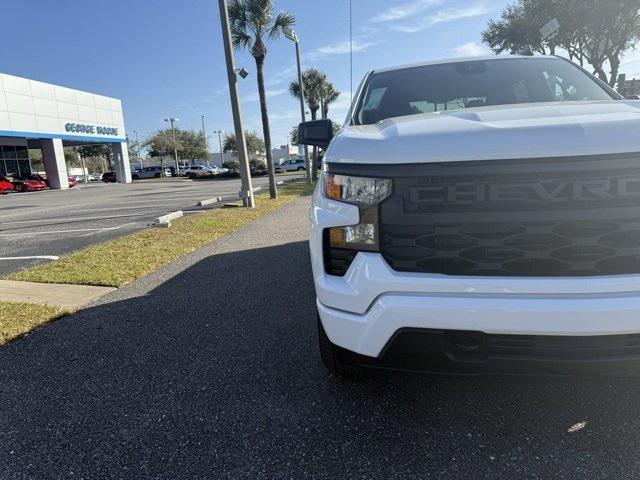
(327, 100, 640, 164)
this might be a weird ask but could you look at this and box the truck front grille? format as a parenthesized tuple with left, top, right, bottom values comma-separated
(378, 154, 640, 276)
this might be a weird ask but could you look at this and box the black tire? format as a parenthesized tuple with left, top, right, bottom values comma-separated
(14, 184, 23, 192)
(297, 167, 305, 171)
(318, 315, 355, 377)
(154, 173, 161, 178)
(132, 174, 139, 180)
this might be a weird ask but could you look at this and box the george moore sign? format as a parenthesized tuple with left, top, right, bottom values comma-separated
(65, 123, 119, 136)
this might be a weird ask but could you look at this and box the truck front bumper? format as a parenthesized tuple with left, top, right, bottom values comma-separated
(311, 193, 640, 374)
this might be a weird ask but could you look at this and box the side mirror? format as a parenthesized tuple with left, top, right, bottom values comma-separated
(297, 119, 333, 149)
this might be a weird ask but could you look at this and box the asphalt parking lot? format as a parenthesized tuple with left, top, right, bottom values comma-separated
(0, 175, 301, 276)
(1, 197, 640, 479)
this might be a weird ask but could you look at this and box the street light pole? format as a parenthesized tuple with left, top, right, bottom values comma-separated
(164, 118, 180, 175)
(201, 115, 207, 165)
(133, 129, 143, 169)
(285, 29, 311, 184)
(217, 0, 254, 207)
(215, 129, 224, 165)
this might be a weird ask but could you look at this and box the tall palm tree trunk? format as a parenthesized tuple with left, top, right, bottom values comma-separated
(254, 56, 277, 199)
(310, 106, 319, 182)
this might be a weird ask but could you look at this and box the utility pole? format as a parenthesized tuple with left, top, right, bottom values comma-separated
(164, 117, 180, 175)
(133, 129, 143, 169)
(215, 129, 224, 165)
(201, 115, 207, 165)
(218, 0, 254, 207)
(284, 29, 311, 184)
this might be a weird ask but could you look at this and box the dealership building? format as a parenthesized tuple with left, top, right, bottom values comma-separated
(0, 72, 130, 189)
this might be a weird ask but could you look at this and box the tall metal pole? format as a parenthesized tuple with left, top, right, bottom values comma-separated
(216, 130, 224, 165)
(218, 0, 254, 207)
(201, 115, 207, 165)
(134, 130, 143, 169)
(170, 120, 179, 173)
(293, 36, 312, 184)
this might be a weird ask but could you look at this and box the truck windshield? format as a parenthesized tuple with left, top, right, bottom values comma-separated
(354, 57, 615, 125)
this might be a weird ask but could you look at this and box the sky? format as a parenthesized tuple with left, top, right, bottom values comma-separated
(3, 0, 640, 150)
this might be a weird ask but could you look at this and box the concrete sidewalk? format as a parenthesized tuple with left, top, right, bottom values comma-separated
(0, 280, 115, 308)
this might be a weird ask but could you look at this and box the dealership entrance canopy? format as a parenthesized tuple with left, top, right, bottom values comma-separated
(0, 72, 131, 189)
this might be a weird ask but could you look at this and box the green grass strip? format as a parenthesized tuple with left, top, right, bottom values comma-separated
(0, 302, 72, 346)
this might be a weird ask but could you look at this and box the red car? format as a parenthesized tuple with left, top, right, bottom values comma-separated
(0, 176, 14, 194)
(12, 176, 48, 192)
(67, 177, 78, 188)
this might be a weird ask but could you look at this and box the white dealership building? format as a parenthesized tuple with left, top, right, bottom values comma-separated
(0, 72, 130, 189)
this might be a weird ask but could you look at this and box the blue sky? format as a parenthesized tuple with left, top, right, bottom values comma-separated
(3, 0, 640, 149)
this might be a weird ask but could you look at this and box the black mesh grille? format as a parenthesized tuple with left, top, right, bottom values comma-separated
(378, 154, 640, 276)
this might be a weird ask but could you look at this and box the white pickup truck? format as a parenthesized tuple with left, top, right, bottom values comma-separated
(298, 55, 640, 376)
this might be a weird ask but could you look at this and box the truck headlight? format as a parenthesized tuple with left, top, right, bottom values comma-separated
(323, 173, 391, 252)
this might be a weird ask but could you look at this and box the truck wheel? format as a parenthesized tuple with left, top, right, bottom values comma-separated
(317, 315, 354, 377)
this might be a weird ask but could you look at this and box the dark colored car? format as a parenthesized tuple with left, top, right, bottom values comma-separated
(102, 172, 117, 183)
(0, 176, 14, 194)
(12, 176, 48, 192)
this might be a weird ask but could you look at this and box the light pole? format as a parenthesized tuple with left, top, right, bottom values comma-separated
(217, 0, 254, 207)
(214, 129, 224, 165)
(201, 115, 207, 165)
(133, 129, 143, 169)
(284, 29, 311, 184)
(164, 117, 180, 175)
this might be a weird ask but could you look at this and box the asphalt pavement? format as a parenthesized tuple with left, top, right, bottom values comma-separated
(1, 196, 640, 478)
(0, 175, 300, 276)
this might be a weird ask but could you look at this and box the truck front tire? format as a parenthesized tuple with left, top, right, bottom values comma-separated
(318, 315, 355, 377)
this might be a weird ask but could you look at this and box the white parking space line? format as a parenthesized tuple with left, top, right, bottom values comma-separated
(0, 255, 59, 261)
(0, 225, 132, 237)
(0, 213, 149, 226)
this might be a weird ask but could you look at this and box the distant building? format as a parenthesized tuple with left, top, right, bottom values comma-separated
(617, 74, 640, 98)
(272, 144, 298, 163)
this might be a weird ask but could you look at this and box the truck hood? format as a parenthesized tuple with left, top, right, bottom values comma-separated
(327, 100, 640, 164)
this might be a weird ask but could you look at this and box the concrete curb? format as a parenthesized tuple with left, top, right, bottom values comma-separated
(197, 197, 223, 207)
(153, 211, 183, 228)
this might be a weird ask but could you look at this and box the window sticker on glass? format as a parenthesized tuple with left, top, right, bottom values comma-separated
(364, 87, 387, 110)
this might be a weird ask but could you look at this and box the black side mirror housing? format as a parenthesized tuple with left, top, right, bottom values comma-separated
(297, 119, 333, 149)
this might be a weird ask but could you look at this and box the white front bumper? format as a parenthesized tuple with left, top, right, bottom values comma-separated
(310, 192, 640, 358)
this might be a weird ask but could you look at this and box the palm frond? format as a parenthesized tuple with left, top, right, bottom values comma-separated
(269, 11, 295, 39)
(289, 81, 301, 99)
(232, 30, 253, 49)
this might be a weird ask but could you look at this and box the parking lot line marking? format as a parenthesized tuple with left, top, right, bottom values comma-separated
(0, 255, 59, 261)
(0, 213, 149, 226)
(0, 225, 129, 237)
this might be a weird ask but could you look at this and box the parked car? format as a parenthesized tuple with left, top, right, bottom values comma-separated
(67, 176, 78, 188)
(0, 176, 14, 194)
(11, 176, 47, 192)
(300, 54, 640, 377)
(88, 172, 102, 182)
(276, 158, 306, 172)
(131, 166, 171, 179)
(102, 172, 117, 183)
(183, 165, 218, 178)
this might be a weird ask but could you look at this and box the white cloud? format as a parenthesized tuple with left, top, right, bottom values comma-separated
(391, 3, 490, 33)
(371, 0, 441, 23)
(454, 41, 489, 57)
(307, 39, 377, 60)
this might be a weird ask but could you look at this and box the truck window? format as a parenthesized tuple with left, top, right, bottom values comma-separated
(355, 57, 615, 125)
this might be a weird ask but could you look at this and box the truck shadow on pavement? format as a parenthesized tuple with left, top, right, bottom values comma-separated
(1, 240, 640, 478)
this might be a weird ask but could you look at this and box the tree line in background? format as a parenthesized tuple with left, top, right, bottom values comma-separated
(482, 0, 640, 86)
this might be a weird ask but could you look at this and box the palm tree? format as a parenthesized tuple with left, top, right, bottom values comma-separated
(289, 68, 326, 120)
(228, 0, 294, 199)
(289, 69, 327, 180)
(320, 82, 340, 119)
